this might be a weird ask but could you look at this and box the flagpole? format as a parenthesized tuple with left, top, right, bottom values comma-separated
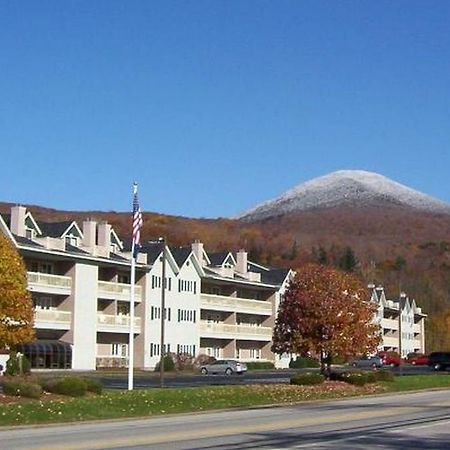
(128, 183, 138, 391)
(128, 242, 135, 391)
(159, 237, 166, 388)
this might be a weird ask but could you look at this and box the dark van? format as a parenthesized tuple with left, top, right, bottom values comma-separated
(428, 352, 450, 371)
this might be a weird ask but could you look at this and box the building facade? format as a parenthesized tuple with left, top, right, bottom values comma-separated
(0, 205, 292, 370)
(370, 284, 426, 357)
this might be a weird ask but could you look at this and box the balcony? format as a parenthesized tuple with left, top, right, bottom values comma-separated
(380, 318, 399, 331)
(97, 281, 142, 302)
(34, 309, 72, 330)
(27, 272, 72, 296)
(200, 321, 272, 341)
(382, 336, 399, 348)
(200, 294, 272, 316)
(96, 314, 141, 333)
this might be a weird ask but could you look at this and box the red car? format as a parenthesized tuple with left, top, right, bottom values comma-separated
(406, 354, 429, 365)
(378, 351, 402, 367)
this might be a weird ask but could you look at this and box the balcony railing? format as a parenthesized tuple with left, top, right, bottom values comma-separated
(382, 336, 399, 347)
(34, 309, 72, 329)
(27, 272, 72, 293)
(200, 294, 272, 315)
(380, 318, 399, 330)
(200, 321, 272, 340)
(96, 314, 141, 332)
(97, 281, 142, 302)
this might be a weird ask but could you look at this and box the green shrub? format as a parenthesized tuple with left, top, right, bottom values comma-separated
(245, 361, 275, 370)
(5, 352, 31, 376)
(2, 380, 42, 399)
(44, 376, 88, 397)
(154, 355, 175, 372)
(83, 378, 103, 395)
(290, 372, 325, 385)
(39, 377, 59, 393)
(289, 357, 320, 369)
(338, 371, 368, 386)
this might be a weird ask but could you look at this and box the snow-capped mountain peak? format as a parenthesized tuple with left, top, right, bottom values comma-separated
(237, 170, 450, 221)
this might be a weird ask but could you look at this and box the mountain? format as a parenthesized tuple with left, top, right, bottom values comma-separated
(237, 170, 450, 221)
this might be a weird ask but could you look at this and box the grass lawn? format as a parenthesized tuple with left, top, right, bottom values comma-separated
(0, 374, 449, 427)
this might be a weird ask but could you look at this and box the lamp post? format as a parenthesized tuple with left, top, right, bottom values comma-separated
(159, 237, 166, 388)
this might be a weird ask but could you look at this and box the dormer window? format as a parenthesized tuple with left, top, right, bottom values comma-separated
(25, 228, 35, 240)
(65, 235, 78, 247)
(111, 243, 119, 254)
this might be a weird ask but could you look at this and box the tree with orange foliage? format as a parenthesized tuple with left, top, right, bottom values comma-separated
(272, 264, 381, 376)
(0, 234, 34, 349)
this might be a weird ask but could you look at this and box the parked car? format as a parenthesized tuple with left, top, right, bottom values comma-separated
(428, 352, 450, 371)
(200, 359, 248, 375)
(406, 353, 429, 366)
(378, 351, 402, 367)
(349, 356, 383, 368)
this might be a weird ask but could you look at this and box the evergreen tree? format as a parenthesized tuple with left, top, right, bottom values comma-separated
(317, 246, 328, 265)
(289, 240, 298, 260)
(338, 247, 358, 272)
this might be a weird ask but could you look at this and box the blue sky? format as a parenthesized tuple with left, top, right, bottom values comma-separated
(1, 1, 450, 218)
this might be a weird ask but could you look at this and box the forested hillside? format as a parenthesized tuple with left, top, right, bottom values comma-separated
(2, 201, 450, 350)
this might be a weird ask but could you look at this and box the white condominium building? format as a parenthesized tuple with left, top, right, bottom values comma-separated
(0, 205, 292, 370)
(370, 284, 426, 357)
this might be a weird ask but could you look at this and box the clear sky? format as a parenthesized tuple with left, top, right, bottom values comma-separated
(1, 1, 450, 218)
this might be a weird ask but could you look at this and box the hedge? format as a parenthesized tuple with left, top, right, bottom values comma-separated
(2, 380, 42, 399)
(330, 370, 395, 385)
(245, 361, 275, 370)
(289, 357, 320, 369)
(42, 376, 88, 397)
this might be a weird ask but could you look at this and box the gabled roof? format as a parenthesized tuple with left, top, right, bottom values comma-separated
(65, 244, 89, 255)
(171, 246, 192, 267)
(36, 220, 76, 238)
(247, 262, 290, 285)
(25, 212, 42, 235)
(139, 241, 165, 265)
(110, 228, 123, 250)
(13, 234, 44, 248)
(208, 251, 236, 267)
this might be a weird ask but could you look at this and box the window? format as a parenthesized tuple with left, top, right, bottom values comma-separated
(34, 296, 54, 310)
(65, 235, 78, 247)
(112, 343, 128, 357)
(25, 228, 35, 240)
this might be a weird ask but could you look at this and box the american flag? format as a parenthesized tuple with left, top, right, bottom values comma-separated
(132, 183, 143, 259)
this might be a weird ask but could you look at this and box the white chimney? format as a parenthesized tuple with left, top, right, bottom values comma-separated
(82, 219, 97, 248)
(10, 205, 26, 237)
(97, 222, 111, 250)
(236, 249, 248, 275)
(192, 240, 205, 266)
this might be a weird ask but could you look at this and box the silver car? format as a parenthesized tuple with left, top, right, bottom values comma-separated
(349, 355, 383, 368)
(200, 359, 247, 375)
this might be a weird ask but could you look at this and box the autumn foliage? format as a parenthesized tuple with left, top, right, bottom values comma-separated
(0, 234, 34, 348)
(272, 264, 381, 375)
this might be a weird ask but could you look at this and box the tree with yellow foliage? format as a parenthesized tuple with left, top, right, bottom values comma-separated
(0, 234, 34, 349)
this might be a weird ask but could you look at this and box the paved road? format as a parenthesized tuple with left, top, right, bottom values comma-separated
(101, 365, 433, 389)
(2, 389, 450, 449)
